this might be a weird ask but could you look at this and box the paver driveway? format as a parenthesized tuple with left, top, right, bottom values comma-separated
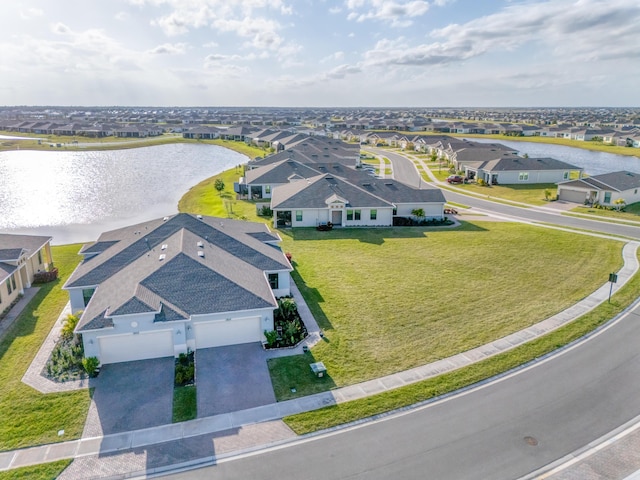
(197, 343, 276, 417)
(82, 357, 174, 437)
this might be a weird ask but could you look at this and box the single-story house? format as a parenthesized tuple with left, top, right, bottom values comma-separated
(557, 171, 640, 205)
(64, 213, 292, 365)
(270, 174, 445, 228)
(465, 157, 583, 185)
(242, 159, 323, 199)
(0, 234, 54, 309)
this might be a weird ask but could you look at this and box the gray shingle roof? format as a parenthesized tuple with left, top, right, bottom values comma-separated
(69, 214, 291, 332)
(271, 174, 394, 209)
(141, 253, 273, 315)
(559, 171, 640, 192)
(479, 157, 580, 172)
(0, 234, 51, 259)
(66, 213, 288, 288)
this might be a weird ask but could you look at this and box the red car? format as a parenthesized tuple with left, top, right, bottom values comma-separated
(446, 175, 464, 184)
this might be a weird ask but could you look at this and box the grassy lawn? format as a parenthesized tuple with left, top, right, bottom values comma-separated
(568, 203, 640, 223)
(0, 244, 92, 451)
(178, 166, 267, 223)
(284, 250, 640, 434)
(454, 183, 557, 205)
(269, 222, 622, 400)
(173, 386, 197, 423)
(0, 459, 71, 480)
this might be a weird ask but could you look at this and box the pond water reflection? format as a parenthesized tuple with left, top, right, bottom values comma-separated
(0, 143, 246, 244)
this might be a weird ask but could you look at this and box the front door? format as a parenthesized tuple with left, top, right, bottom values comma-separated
(332, 210, 342, 226)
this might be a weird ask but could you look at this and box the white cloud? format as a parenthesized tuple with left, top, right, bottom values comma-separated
(148, 42, 188, 55)
(321, 51, 345, 63)
(346, 0, 430, 27)
(358, 0, 640, 68)
(115, 11, 129, 21)
(20, 8, 44, 20)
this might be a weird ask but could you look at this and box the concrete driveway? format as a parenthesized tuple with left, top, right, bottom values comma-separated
(197, 343, 276, 418)
(82, 357, 174, 437)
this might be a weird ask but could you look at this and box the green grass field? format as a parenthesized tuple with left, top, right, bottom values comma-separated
(0, 459, 71, 480)
(0, 245, 91, 451)
(284, 250, 640, 434)
(269, 222, 622, 399)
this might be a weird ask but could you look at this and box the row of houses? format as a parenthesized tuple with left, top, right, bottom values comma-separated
(0, 120, 165, 138)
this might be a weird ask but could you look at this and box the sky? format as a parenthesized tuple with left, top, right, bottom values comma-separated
(1, 0, 639, 108)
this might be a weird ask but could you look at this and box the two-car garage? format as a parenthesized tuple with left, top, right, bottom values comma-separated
(94, 316, 263, 365)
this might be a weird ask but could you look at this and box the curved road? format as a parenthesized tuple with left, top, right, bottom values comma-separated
(166, 149, 640, 479)
(169, 303, 640, 479)
(373, 147, 640, 240)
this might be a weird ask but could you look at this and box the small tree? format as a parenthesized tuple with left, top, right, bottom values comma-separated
(411, 208, 425, 222)
(544, 189, 552, 201)
(61, 313, 80, 341)
(614, 198, 626, 211)
(214, 178, 225, 196)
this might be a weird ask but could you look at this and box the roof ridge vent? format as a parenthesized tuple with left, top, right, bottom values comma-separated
(197, 250, 205, 258)
(159, 254, 166, 261)
(197, 241, 204, 247)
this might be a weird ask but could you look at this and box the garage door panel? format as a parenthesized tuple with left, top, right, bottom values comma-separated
(195, 317, 261, 349)
(559, 189, 587, 203)
(99, 330, 174, 364)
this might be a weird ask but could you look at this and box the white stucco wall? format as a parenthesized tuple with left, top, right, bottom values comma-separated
(343, 207, 393, 226)
(395, 203, 443, 219)
(490, 170, 574, 185)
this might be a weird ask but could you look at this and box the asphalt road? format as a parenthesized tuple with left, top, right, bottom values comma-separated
(375, 147, 640, 240)
(166, 302, 640, 480)
(164, 149, 640, 479)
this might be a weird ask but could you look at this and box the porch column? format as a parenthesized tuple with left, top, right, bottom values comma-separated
(44, 241, 54, 270)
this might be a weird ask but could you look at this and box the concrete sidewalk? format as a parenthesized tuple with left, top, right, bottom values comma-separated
(1, 239, 638, 477)
(0, 287, 39, 341)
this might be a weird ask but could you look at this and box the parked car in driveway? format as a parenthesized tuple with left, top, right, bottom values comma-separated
(446, 175, 464, 184)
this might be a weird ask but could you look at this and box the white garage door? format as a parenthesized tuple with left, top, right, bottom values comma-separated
(558, 188, 587, 203)
(98, 330, 174, 364)
(194, 317, 261, 349)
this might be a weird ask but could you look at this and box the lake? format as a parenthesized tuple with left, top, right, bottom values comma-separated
(467, 138, 640, 175)
(0, 143, 247, 244)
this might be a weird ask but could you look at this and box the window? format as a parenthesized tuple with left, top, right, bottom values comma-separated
(370, 209, 377, 220)
(393, 208, 397, 216)
(295, 210, 303, 222)
(268, 273, 279, 289)
(10, 274, 16, 294)
(82, 288, 95, 307)
(38, 250, 43, 265)
(265, 185, 271, 194)
(518, 172, 529, 181)
(354, 210, 361, 221)
(346, 209, 353, 221)
(604, 192, 612, 203)
(563, 172, 569, 180)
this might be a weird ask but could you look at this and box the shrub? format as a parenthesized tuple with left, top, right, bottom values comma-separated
(477, 178, 486, 186)
(61, 313, 80, 341)
(264, 329, 278, 347)
(285, 252, 292, 263)
(258, 205, 273, 217)
(82, 357, 100, 377)
(175, 351, 195, 386)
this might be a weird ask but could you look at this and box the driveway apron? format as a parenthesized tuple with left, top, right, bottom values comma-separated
(197, 343, 276, 418)
(82, 357, 174, 437)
